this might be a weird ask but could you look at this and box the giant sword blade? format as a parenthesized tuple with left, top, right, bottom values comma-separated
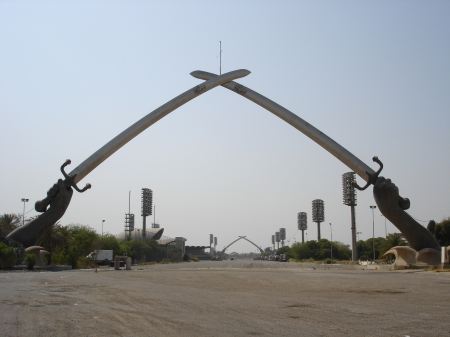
(35, 69, 251, 212)
(190, 70, 410, 210)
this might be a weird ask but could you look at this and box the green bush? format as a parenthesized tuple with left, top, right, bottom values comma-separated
(24, 254, 37, 270)
(0, 243, 17, 269)
(191, 257, 199, 262)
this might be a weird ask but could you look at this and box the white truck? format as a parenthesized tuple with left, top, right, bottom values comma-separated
(87, 250, 113, 265)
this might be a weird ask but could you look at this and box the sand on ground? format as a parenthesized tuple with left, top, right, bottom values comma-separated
(1, 260, 449, 337)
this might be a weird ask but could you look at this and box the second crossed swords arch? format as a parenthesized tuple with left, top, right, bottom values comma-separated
(221, 236, 264, 255)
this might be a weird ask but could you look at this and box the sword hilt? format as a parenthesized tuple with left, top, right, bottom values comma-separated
(60, 159, 91, 193)
(35, 159, 91, 212)
(353, 156, 410, 210)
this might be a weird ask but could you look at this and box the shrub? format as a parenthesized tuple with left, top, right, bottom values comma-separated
(24, 254, 37, 270)
(0, 243, 17, 269)
(191, 257, 199, 262)
(77, 256, 98, 269)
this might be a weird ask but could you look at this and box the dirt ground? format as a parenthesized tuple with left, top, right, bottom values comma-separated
(1, 260, 449, 337)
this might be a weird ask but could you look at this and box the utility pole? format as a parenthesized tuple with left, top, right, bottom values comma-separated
(330, 223, 333, 260)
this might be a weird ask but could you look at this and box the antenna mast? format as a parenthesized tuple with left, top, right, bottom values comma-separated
(220, 41, 222, 75)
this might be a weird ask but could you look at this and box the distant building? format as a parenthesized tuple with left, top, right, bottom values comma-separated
(185, 246, 211, 260)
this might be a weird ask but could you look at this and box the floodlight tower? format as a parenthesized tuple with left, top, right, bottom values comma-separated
(214, 237, 217, 255)
(298, 212, 307, 243)
(312, 199, 325, 240)
(275, 231, 280, 250)
(141, 188, 153, 242)
(124, 213, 135, 238)
(209, 234, 214, 255)
(342, 172, 358, 261)
(271, 235, 275, 252)
(279, 228, 286, 247)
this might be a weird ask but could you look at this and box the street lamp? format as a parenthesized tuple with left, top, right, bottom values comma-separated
(356, 231, 362, 241)
(102, 220, 105, 237)
(329, 223, 333, 261)
(21, 198, 29, 226)
(370, 206, 377, 261)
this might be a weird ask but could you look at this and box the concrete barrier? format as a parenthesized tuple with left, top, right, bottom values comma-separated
(114, 256, 132, 270)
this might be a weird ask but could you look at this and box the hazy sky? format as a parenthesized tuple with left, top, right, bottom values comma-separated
(1, 1, 449, 253)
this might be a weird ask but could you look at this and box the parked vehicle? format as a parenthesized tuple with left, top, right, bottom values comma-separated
(274, 255, 280, 261)
(87, 250, 113, 265)
(280, 254, 287, 262)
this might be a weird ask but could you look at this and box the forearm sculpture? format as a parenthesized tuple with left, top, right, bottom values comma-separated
(373, 177, 440, 251)
(8, 179, 73, 248)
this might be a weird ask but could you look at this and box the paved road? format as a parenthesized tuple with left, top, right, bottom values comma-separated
(1, 260, 449, 336)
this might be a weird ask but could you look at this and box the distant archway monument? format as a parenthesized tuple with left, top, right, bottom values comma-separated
(8, 69, 441, 263)
(221, 236, 264, 255)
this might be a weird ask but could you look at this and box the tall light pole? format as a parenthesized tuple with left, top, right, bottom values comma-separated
(342, 172, 358, 261)
(297, 212, 307, 243)
(102, 220, 105, 236)
(370, 206, 377, 261)
(279, 228, 286, 247)
(275, 232, 280, 250)
(329, 223, 333, 261)
(312, 199, 324, 240)
(21, 198, 29, 226)
(141, 188, 153, 242)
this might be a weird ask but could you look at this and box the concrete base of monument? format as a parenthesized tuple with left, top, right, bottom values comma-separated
(384, 246, 447, 266)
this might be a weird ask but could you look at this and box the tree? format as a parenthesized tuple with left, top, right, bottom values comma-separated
(0, 242, 17, 269)
(0, 214, 21, 237)
(358, 237, 388, 260)
(379, 233, 407, 257)
(434, 218, 450, 246)
(94, 234, 121, 256)
(276, 246, 292, 257)
(290, 240, 351, 261)
(36, 223, 70, 264)
(290, 242, 312, 260)
(68, 224, 99, 256)
(24, 253, 36, 270)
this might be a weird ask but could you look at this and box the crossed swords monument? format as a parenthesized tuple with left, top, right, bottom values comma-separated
(7, 69, 442, 265)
